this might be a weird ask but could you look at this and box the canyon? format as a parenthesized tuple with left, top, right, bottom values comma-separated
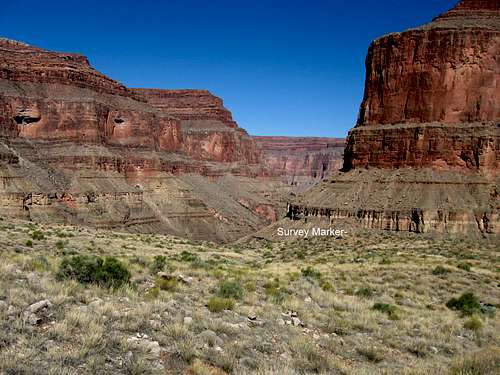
(0, 0, 498, 241)
(0, 37, 296, 242)
(252, 136, 344, 187)
(282, 0, 499, 237)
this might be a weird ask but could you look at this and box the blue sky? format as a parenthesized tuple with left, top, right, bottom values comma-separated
(0, 0, 458, 137)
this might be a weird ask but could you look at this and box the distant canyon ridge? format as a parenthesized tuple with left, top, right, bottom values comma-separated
(0, 0, 498, 240)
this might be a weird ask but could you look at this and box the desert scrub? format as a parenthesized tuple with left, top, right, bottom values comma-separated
(149, 255, 167, 273)
(301, 266, 321, 280)
(156, 276, 178, 291)
(56, 255, 130, 288)
(446, 292, 481, 316)
(207, 297, 235, 313)
(216, 280, 244, 300)
(432, 265, 450, 275)
(457, 262, 472, 272)
(263, 279, 290, 303)
(463, 315, 483, 332)
(372, 302, 399, 320)
(179, 250, 199, 262)
(355, 285, 375, 298)
(30, 229, 45, 241)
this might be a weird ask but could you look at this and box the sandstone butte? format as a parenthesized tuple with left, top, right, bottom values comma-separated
(285, 0, 499, 236)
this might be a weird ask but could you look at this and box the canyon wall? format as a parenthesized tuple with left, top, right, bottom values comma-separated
(0, 37, 287, 241)
(252, 136, 344, 185)
(289, 0, 499, 236)
(132, 89, 261, 164)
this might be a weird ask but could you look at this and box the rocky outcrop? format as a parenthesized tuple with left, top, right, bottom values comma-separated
(291, 1, 499, 236)
(252, 136, 345, 185)
(132, 89, 261, 163)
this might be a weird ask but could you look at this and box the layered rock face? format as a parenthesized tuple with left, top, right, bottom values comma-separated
(0, 38, 287, 241)
(290, 0, 499, 236)
(132, 89, 261, 163)
(345, 0, 499, 172)
(252, 136, 344, 185)
(0, 38, 183, 151)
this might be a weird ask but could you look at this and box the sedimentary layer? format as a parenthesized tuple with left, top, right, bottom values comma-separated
(132, 89, 261, 163)
(252, 136, 345, 185)
(288, 0, 500, 236)
(0, 37, 287, 241)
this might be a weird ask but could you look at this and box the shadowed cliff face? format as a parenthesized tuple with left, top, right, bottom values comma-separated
(290, 0, 499, 236)
(252, 136, 345, 186)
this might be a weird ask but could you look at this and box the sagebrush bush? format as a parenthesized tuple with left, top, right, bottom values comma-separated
(150, 255, 167, 273)
(56, 255, 130, 288)
(156, 276, 178, 291)
(432, 265, 450, 275)
(30, 230, 45, 241)
(457, 263, 472, 272)
(301, 266, 321, 279)
(446, 292, 481, 316)
(217, 281, 244, 300)
(207, 297, 234, 312)
(356, 286, 375, 298)
(372, 302, 399, 319)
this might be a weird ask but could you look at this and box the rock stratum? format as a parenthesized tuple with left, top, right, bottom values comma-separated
(252, 136, 344, 187)
(286, 0, 499, 237)
(0, 37, 289, 242)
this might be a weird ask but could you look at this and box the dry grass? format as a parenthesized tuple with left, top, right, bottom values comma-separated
(0, 219, 498, 374)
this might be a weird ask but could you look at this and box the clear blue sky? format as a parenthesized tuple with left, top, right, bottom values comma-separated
(0, 0, 458, 137)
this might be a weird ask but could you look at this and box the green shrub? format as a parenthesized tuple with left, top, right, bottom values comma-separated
(301, 266, 321, 280)
(156, 276, 178, 291)
(56, 255, 130, 288)
(179, 251, 199, 262)
(457, 263, 472, 272)
(207, 297, 234, 313)
(263, 279, 290, 303)
(145, 287, 160, 300)
(217, 281, 244, 300)
(356, 286, 375, 298)
(319, 279, 333, 292)
(432, 265, 450, 275)
(30, 230, 45, 241)
(372, 302, 399, 320)
(464, 315, 483, 332)
(55, 240, 65, 250)
(150, 255, 167, 273)
(25, 240, 33, 247)
(446, 292, 481, 316)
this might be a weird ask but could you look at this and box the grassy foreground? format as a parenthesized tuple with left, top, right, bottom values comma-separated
(0, 219, 498, 374)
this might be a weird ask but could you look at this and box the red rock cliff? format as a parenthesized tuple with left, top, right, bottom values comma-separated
(344, 0, 499, 172)
(252, 136, 345, 184)
(132, 88, 261, 163)
(0, 38, 183, 151)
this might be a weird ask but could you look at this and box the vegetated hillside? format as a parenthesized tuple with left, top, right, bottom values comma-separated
(0, 219, 499, 374)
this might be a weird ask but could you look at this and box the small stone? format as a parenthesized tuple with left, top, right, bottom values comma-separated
(0, 300, 7, 310)
(304, 296, 312, 303)
(198, 330, 223, 347)
(27, 313, 41, 325)
(183, 316, 193, 326)
(430, 346, 439, 354)
(26, 299, 52, 314)
(291, 317, 303, 327)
